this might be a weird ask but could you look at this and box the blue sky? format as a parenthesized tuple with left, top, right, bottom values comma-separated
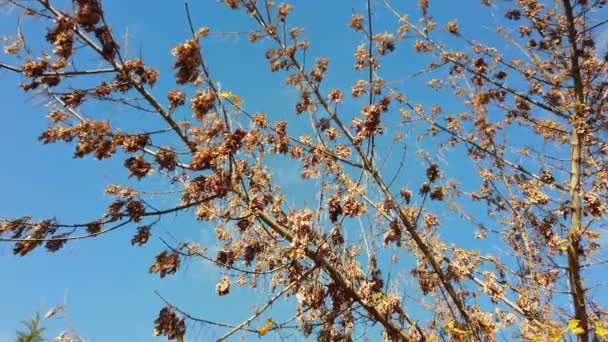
(0, 2, 401, 340)
(1, 0, 607, 341)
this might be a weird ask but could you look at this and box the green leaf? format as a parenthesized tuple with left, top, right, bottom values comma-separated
(15, 312, 45, 342)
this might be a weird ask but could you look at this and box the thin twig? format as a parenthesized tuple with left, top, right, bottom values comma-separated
(216, 266, 318, 341)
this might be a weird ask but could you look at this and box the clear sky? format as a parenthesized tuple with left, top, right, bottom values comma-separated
(1, 1, 607, 341)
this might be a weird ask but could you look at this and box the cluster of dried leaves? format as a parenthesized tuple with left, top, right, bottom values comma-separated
(1, 0, 608, 341)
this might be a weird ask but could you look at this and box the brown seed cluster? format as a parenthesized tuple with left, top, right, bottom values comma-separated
(172, 39, 202, 84)
(124, 156, 152, 179)
(154, 307, 185, 341)
(94, 26, 118, 60)
(167, 90, 186, 109)
(190, 90, 216, 118)
(39, 121, 115, 159)
(372, 33, 395, 55)
(75, 0, 102, 31)
(131, 226, 151, 246)
(149, 251, 180, 278)
(349, 14, 364, 31)
(215, 276, 231, 296)
(21, 59, 48, 78)
(277, 3, 293, 22)
(46, 16, 75, 58)
(328, 89, 343, 103)
(445, 20, 459, 34)
(155, 149, 178, 171)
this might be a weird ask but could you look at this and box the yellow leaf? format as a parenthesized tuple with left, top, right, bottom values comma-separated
(443, 321, 468, 335)
(572, 327, 585, 335)
(230, 95, 243, 104)
(259, 319, 274, 336)
(451, 327, 469, 335)
(218, 91, 243, 104)
(218, 91, 232, 97)
(568, 319, 581, 330)
(595, 322, 608, 336)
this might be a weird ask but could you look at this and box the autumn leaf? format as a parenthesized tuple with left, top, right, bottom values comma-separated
(259, 318, 274, 336)
(572, 327, 586, 335)
(567, 319, 585, 335)
(444, 320, 469, 335)
(218, 91, 243, 104)
(568, 319, 581, 330)
(595, 322, 608, 337)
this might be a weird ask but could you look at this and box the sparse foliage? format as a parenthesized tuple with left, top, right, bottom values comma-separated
(1, 0, 608, 341)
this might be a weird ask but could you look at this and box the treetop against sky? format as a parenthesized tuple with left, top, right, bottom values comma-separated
(1, 0, 608, 341)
